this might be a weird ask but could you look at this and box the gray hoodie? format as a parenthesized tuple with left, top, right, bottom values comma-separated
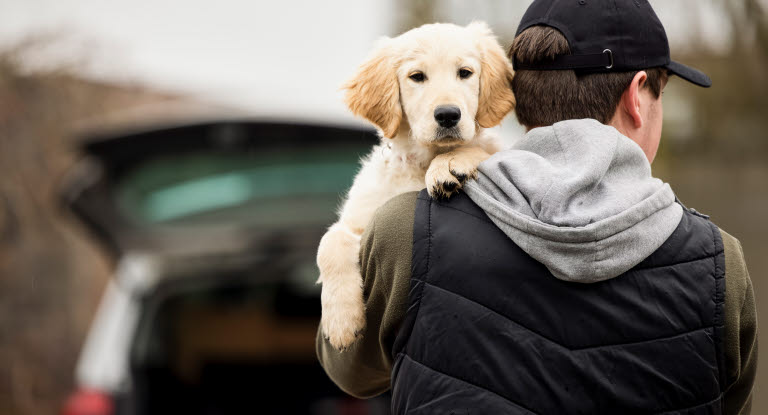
(464, 118, 683, 283)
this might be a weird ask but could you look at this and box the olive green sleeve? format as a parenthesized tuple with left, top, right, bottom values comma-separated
(316, 191, 418, 398)
(721, 229, 758, 415)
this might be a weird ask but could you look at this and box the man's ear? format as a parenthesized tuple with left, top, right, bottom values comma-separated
(469, 21, 516, 128)
(341, 40, 402, 139)
(622, 71, 648, 129)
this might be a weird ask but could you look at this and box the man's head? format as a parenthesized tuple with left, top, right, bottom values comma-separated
(509, 0, 711, 163)
(510, 25, 668, 161)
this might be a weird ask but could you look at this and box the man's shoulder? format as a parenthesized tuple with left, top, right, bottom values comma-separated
(719, 227, 742, 253)
(374, 191, 420, 228)
(718, 227, 750, 296)
(362, 191, 420, 250)
(678, 206, 747, 281)
(715, 226, 758, 412)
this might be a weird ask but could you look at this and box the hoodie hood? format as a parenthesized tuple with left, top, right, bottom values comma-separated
(464, 119, 683, 283)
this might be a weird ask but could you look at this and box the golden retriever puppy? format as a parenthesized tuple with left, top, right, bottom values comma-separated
(317, 22, 515, 349)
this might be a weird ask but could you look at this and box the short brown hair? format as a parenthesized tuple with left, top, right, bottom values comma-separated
(509, 26, 666, 128)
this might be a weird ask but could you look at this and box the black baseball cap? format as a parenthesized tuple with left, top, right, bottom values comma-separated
(513, 0, 712, 87)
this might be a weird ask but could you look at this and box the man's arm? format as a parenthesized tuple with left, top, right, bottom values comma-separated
(316, 192, 418, 398)
(721, 229, 758, 415)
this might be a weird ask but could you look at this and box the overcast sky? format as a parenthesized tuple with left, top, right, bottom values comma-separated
(0, 0, 396, 123)
(0, 0, 735, 124)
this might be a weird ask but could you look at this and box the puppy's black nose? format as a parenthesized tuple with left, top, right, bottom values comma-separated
(434, 105, 461, 128)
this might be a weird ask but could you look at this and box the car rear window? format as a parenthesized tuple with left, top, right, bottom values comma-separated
(115, 146, 365, 228)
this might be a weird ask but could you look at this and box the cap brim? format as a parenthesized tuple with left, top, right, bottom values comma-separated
(666, 61, 712, 88)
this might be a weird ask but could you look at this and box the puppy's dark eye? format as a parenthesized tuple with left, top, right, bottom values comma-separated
(409, 72, 425, 82)
(458, 68, 473, 79)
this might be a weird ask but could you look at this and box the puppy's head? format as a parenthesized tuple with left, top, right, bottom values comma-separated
(342, 22, 515, 146)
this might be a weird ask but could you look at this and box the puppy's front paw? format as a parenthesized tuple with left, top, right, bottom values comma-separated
(426, 154, 477, 200)
(320, 276, 366, 350)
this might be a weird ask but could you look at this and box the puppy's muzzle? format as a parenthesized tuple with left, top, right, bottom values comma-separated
(434, 105, 461, 128)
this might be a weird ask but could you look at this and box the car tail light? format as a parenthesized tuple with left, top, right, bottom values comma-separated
(61, 388, 114, 415)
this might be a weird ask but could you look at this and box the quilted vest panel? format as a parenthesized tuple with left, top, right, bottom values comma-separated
(391, 190, 726, 414)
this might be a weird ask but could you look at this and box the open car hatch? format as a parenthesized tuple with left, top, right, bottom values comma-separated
(61, 120, 377, 259)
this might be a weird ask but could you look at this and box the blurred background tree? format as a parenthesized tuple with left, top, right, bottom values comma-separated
(0, 36, 215, 415)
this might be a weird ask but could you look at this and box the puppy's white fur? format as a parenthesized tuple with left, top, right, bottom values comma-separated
(318, 22, 515, 349)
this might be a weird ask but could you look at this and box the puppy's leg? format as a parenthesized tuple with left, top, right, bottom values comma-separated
(426, 146, 492, 199)
(317, 146, 416, 350)
(317, 222, 365, 350)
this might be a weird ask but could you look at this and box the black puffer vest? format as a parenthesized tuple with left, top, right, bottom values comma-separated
(391, 190, 726, 414)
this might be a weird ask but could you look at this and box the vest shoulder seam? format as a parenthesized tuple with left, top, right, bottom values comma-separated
(707, 220, 728, 390)
(405, 196, 432, 357)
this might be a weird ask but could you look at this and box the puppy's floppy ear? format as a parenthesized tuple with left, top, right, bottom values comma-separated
(342, 39, 402, 139)
(469, 21, 516, 128)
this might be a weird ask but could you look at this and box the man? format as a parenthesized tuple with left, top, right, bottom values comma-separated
(317, 0, 757, 413)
